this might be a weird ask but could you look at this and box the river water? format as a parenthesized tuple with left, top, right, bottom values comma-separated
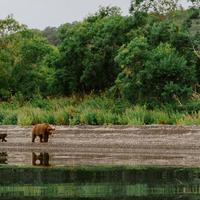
(0, 125, 200, 199)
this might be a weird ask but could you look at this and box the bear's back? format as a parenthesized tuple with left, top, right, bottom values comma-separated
(32, 123, 48, 135)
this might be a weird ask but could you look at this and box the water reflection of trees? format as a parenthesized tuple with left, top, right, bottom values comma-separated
(1, 166, 200, 199)
(1, 183, 200, 199)
(1, 167, 200, 184)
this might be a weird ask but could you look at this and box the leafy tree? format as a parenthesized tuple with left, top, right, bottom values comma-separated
(130, 0, 181, 14)
(12, 31, 54, 98)
(16, 30, 61, 99)
(86, 6, 122, 22)
(182, 8, 200, 88)
(114, 36, 149, 101)
(56, 6, 136, 94)
(0, 16, 57, 100)
(114, 37, 196, 105)
(42, 26, 60, 46)
(0, 15, 26, 37)
(188, 0, 200, 8)
(0, 6, 199, 107)
(58, 23, 74, 41)
(38, 47, 59, 96)
(0, 16, 25, 100)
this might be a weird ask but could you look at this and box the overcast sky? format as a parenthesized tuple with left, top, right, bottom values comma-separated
(0, 0, 191, 30)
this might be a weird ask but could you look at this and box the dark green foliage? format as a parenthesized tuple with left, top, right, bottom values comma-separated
(115, 38, 196, 104)
(184, 8, 200, 86)
(3, 113, 18, 125)
(0, 111, 17, 125)
(140, 43, 195, 102)
(0, 17, 57, 100)
(0, 112, 5, 124)
(56, 8, 136, 94)
(83, 112, 98, 125)
(177, 100, 200, 114)
(30, 97, 51, 110)
(55, 6, 198, 107)
(144, 113, 155, 125)
(0, 6, 199, 110)
(113, 9, 199, 106)
(44, 114, 56, 124)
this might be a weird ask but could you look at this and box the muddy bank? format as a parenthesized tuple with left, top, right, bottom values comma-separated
(0, 125, 200, 167)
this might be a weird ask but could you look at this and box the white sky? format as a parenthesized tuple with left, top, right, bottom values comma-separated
(0, 0, 191, 30)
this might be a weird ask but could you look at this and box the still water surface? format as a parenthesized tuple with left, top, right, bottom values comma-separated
(1, 155, 200, 199)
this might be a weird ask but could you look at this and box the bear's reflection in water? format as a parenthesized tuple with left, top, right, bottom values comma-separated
(0, 152, 8, 164)
(32, 152, 50, 166)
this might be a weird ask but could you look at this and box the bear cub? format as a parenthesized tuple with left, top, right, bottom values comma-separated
(0, 134, 7, 142)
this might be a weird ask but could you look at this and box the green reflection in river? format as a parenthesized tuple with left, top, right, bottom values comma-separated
(1, 165, 200, 199)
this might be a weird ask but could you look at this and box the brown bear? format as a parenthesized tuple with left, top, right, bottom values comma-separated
(32, 123, 55, 143)
(0, 134, 7, 142)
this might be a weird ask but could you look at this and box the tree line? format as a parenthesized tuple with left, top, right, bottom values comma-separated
(0, 0, 199, 108)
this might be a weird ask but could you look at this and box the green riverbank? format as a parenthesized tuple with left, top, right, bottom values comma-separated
(0, 95, 200, 125)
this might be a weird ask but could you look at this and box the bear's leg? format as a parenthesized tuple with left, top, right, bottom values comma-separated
(32, 134, 36, 143)
(39, 135, 43, 143)
(43, 133, 49, 143)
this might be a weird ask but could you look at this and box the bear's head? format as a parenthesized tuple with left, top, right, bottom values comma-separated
(47, 124, 56, 136)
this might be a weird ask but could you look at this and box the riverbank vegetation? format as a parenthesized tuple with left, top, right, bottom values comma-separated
(0, 0, 199, 125)
(0, 95, 200, 125)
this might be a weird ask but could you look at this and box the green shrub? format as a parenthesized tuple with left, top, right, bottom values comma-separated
(3, 113, 18, 125)
(69, 115, 81, 125)
(0, 111, 5, 124)
(177, 112, 200, 125)
(177, 100, 200, 114)
(54, 111, 70, 125)
(80, 111, 98, 125)
(125, 107, 146, 125)
(30, 97, 51, 110)
(43, 113, 56, 124)
(144, 113, 154, 125)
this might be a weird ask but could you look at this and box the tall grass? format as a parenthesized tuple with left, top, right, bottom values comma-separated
(0, 95, 199, 125)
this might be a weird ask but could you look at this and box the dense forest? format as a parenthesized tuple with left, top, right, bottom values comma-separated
(0, 0, 199, 125)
